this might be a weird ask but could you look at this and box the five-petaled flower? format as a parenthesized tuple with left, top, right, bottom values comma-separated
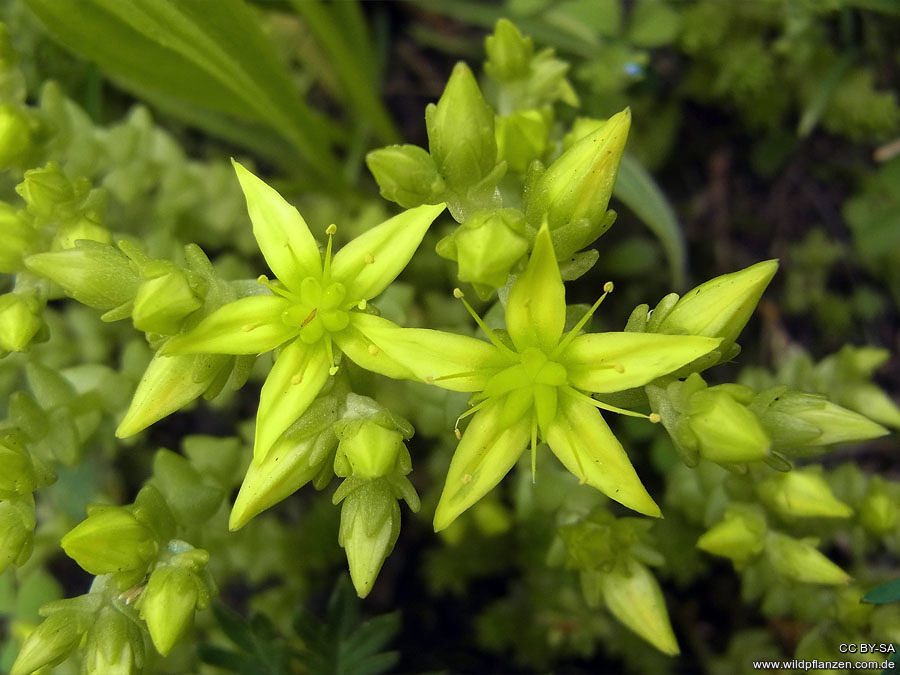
(341, 225, 722, 530)
(165, 160, 445, 463)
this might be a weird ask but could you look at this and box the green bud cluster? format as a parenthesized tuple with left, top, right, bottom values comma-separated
(551, 509, 678, 655)
(332, 394, 420, 598)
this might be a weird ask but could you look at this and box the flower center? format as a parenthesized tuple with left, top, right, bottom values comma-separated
(280, 277, 350, 344)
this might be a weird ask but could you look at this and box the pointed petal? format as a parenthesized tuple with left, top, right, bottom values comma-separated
(164, 296, 297, 355)
(562, 332, 721, 393)
(546, 391, 660, 516)
(254, 340, 330, 462)
(506, 225, 565, 351)
(233, 160, 321, 290)
(331, 203, 445, 302)
(434, 399, 530, 531)
(346, 313, 507, 392)
(333, 315, 416, 381)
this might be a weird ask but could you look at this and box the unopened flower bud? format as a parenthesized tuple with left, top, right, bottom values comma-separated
(83, 607, 144, 675)
(757, 469, 853, 519)
(230, 430, 336, 531)
(26, 241, 139, 309)
(0, 495, 35, 574)
(335, 478, 401, 598)
(132, 269, 203, 335)
(596, 558, 680, 655)
(0, 104, 32, 169)
(525, 109, 630, 254)
(140, 565, 203, 656)
(116, 352, 227, 438)
(654, 260, 778, 352)
(426, 62, 497, 192)
(0, 293, 43, 353)
(61, 506, 158, 578)
(10, 604, 97, 675)
(696, 504, 767, 565)
(437, 208, 528, 288)
(838, 383, 900, 430)
(859, 478, 900, 535)
(336, 421, 404, 479)
(760, 390, 888, 450)
(685, 388, 771, 463)
(484, 19, 533, 81)
(765, 531, 850, 585)
(495, 110, 550, 174)
(0, 202, 35, 273)
(15, 162, 87, 222)
(366, 144, 446, 208)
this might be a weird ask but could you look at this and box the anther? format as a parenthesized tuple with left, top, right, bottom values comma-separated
(241, 324, 256, 332)
(453, 288, 464, 298)
(614, 364, 625, 374)
(300, 309, 317, 327)
(454, 428, 461, 439)
(257, 274, 269, 285)
(325, 224, 337, 235)
(649, 413, 661, 423)
(603, 281, 614, 293)
(364, 253, 375, 264)
(358, 299, 367, 310)
(461, 473, 472, 483)
(290, 374, 304, 385)
(329, 366, 339, 376)
(367, 344, 380, 355)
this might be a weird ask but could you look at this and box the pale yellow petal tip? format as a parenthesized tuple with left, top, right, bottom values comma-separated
(114, 418, 140, 439)
(228, 502, 254, 532)
(350, 572, 375, 598)
(432, 503, 459, 533)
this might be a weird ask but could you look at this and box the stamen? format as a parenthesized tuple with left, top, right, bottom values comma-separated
(364, 253, 375, 264)
(257, 274, 295, 300)
(563, 387, 657, 421)
(531, 416, 538, 484)
(649, 413, 661, 423)
(430, 369, 486, 383)
(324, 338, 337, 376)
(453, 398, 490, 437)
(552, 281, 615, 357)
(357, 299, 367, 310)
(323, 224, 336, 280)
(452, 288, 514, 354)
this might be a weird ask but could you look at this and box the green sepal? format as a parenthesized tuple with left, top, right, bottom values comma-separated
(60, 505, 158, 580)
(756, 469, 853, 519)
(139, 565, 204, 656)
(132, 268, 204, 335)
(437, 209, 528, 289)
(0, 201, 35, 273)
(0, 292, 44, 352)
(82, 607, 144, 675)
(696, 503, 767, 566)
(9, 600, 97, 675)
(0, 494, 35, 574)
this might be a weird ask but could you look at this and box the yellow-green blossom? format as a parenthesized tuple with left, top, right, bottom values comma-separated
(160, 161, 444, 462)
(339, 225, 721, 530)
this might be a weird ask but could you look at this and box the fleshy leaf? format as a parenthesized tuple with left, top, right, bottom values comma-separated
(433, 399, 530, 531)
(232, 160, 322, 291)
(546, 391, 660, 517)
(562, 332, 721, 393)
(254, 339, 330, 462)
(506, 225, 565, 352)
(346, 313, 507, 392)
(330, 203, 445, 303)
(164, 295, 297, 355)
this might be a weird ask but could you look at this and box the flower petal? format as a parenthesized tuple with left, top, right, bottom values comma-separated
(333, 315, 417, 381)
(233, 160, 322, 290)
(330, 203, 446, 302)
(346, 313, 507, 392)
(546, 390, 660, 516)
(506, 224, 565, 352)
(164, 295, 298, 355)
(434, 399, 530, 531)
(255, 339, 330, 462)
(562, 332, 721, 393)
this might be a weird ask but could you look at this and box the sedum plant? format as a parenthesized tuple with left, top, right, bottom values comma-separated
(0, 6, 898, 674)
